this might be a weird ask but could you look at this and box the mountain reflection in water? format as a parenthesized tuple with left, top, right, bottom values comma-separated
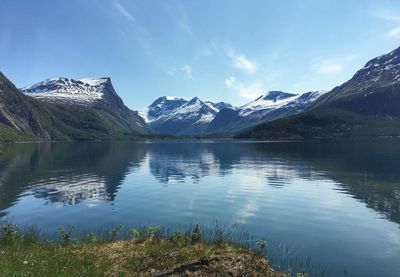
(0, 140, 399, 225)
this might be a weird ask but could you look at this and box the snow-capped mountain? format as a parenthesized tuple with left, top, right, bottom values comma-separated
(140, 91, 323, 135)
(237, 45, 400, 139)
(23, 77, 116, 106)
(205, 101, 235, 111)
(21, 76, 151, 135)
(316, 46, 400, 106)
(207, 90, 324, 134)
(139, 96, 234, 135)
(349, 46, 400, 90)
(238, 91, 298, 118)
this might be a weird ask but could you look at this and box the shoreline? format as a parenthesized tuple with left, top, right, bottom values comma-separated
(0, 223, 287, 276)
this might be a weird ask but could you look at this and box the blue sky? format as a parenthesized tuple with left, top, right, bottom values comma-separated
(1, 0, 400, 109)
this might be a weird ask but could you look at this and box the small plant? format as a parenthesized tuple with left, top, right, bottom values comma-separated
(110, 224, 123, 241)
(129, 228, 140, 239)
(215, 229, 225, 245)
(296, 273, 309, 277)
(170, 231, 190, 245)
(153, 226, 162, 238)
(191, 224, 202, 244)
(257, 239, 267, 253)
(143, 226, 162, 239)
(0, 222, 20, 244)
(84, 231, 98, 243)
(58, 226, 74, 245)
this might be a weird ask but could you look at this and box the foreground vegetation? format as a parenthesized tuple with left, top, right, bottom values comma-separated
(0, 223, 288, 276)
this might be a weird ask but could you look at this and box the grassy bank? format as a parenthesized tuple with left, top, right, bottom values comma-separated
(0, 223, 287, 276)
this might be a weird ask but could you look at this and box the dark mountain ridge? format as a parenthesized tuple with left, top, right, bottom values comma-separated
(237, 46, 400, 139)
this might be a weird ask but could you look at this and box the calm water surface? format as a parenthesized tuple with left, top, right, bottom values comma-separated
(0, 140, 399, 276)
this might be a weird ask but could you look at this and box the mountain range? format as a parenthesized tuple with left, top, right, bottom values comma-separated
(207, 90, 324, 134)
(237, 46, 400, 139)
(138, 96, 233, 135)
(1, 45, 400, 142)
(138, 90, 324, 135)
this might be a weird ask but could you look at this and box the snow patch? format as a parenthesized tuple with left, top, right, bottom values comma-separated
(22, 77, 111, 105)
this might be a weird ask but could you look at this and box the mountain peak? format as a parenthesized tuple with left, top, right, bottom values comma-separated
(188, 96, 201, 104)
(140, 96, 233, 135)
(79, 77, 110, 86)
(263, 91, 297, 101)
(22, 76, 115, 106)
(150, 96, 187, 107)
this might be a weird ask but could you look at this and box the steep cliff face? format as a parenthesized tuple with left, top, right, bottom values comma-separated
(0, 72, 50, 140)
(0, 72, 150, 143)
(22, 76, 150, 136)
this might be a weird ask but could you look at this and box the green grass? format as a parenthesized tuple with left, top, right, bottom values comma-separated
(0, 222, 285, 277)
(0, 123, 40, 143)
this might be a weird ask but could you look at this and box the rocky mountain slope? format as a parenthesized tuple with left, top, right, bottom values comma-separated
(237, 46, 400, 139)
(22, 77, 149, 134)
(208, 90, 323, 134)
(139, 96, 233, 135)
(0, 72, 150, 143)
(140, 91, 323, 136)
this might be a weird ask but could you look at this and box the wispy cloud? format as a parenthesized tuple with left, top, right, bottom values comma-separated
(314, 59, 343, 74)
(166, 68, 176, 77)
(225, 76, 264, 100)
(373, 11, 400, 22)
(197, 42, 217, 58)
(235, 81, 264, 100)
(98, 0, 156, 58)
(113, 0, 135, 23)
(386, 26, 400, 38)
(226, 47, 257, 74)
(372, 10, 400, 39)
(167, 65, 193, 79)
(181, 65, 193, 79)
(224, 76, 236, 88)
(163, 3, 193, 36)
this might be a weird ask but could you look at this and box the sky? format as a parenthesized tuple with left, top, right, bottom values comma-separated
(1, 0, 400, 109)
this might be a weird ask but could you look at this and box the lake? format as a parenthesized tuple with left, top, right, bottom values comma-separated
(0, 140, 399, 276)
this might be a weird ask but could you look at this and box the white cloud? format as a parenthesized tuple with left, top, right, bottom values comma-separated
(386, 26, 400, 38)
(227, 47, 257, 74)
(181, 65, 193, 79)
(372, 10, 400, 39)
(235, 81, 264, 99)
(373, 11, 400, 22)
(114, 0, 135, 22)
(225, 76, 264, 100)
(315, 59, 342, 74)
(224, 76, 236, 88)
